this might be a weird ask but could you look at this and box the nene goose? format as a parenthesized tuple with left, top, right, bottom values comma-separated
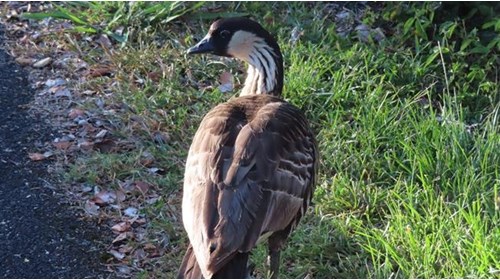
(178, 17, 318, 279)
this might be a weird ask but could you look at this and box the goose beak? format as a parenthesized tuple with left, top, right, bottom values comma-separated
(187, 35, 214, 55)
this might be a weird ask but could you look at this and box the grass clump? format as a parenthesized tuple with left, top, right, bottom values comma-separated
(16, 1, 500, 278)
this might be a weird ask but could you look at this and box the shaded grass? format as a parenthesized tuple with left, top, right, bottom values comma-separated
(21, 1, 500, 278)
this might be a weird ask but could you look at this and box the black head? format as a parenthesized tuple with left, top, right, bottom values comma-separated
(187, 17, 280, 60)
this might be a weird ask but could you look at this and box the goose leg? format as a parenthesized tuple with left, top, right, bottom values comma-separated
(267, 247, 280, 279)
(268, 230, 290, 279)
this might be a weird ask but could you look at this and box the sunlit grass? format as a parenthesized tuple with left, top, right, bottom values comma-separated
(24, 1, 500, 278)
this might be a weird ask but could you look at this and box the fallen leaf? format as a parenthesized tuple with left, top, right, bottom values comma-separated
(111, 222, 131, 233)
(94, 138, 116, 153)
(116, 265, 131, 275)
(115, 189, 126, 202)
(218, 71, 233, 93)
(147, 167, 164, 175)
(84, 200, 100, 216)
(152, 131, 170, 144)
(139, 152, 154, 167)
(123, 207, 138, 218)
(133, 248, 146, 260)
(118, 245, 134, 254)
(28, 151, 53, 161)
(92, 190, 117, 206)
(45, 78, 66, 87)
(145, 196, 160, 205)
(32, 57, 52, 68)
(289, 26, 304, 45)
(53, 140, 72, 150)
(147, 71, 161, 82)
(54, 88, 71, 98)
(148, 250, 161, 258)
(15, 57, 34, 66)
(134, 181, 150, 195)
(78, 140, 94, 151)
(81, 90, 96, 96)
(28, 152, 46, 161)
(112, 232, 128, 244)
(109, 249, 125, 260)
(68, 108, 86, 118)
(134, 218, 147, 225)
(43, 151, 54, 158)
(95, 129, 108, 139)
(97, 34, 112, 48)
(86, 66, 112, 78)
(143, 243, 157, 251)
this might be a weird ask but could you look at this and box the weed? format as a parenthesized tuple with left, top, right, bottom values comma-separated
(13, 2, 500, 278)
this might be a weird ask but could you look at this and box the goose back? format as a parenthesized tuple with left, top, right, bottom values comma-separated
(182, 94, 318, 278)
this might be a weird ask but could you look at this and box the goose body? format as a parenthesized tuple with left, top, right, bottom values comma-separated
(178, 18, 318, 279)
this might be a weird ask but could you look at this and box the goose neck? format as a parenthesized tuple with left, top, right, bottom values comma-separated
(239, 40, 283, 97)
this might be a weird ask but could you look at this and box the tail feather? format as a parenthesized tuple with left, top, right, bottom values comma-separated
(178, 244, 250, 279)
(178, 244, 203, 279)
(212, 252, 250, 279)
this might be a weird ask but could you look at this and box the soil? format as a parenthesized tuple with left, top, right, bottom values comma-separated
(0, 31, 112, 278)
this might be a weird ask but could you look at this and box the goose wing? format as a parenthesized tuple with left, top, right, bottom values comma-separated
(182, 95, 317, 278)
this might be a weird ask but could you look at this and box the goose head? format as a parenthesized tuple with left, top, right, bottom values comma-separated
(187, 17, 284, 96)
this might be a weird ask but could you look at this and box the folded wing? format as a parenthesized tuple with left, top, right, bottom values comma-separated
(182, 95, 317, 278)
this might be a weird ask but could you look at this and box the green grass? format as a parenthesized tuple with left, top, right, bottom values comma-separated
(19, 1, 500, 278)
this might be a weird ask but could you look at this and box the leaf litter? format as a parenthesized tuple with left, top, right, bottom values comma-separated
(1, 2, 379, 278)
(0, 2, 186, 277)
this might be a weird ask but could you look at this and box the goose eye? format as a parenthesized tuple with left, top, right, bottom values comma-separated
(220, 30, 230, 39)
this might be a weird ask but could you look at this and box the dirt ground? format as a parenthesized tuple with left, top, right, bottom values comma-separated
(0, 30, 112, 278)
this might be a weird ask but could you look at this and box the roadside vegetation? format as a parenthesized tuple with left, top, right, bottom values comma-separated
(2, 2, 499, 278)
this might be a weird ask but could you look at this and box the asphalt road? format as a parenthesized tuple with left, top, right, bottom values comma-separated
(0, 32, 111, 278)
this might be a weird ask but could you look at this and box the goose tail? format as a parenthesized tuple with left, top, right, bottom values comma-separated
(177, 244, 251, 279)
(177, 244, 203, 279)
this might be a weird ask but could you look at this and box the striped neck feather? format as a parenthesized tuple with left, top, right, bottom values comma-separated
(239, 40, 283, 97)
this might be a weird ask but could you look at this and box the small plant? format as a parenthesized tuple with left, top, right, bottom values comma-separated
(21, 1, 205, 45)
(7, 1, 499, 278)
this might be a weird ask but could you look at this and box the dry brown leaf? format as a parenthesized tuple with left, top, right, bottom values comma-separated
(15, 56, 34, 66)
(28, 152, 46, 161)
(111, 221, 131, 233)
(143, 243, 157, 251)
(86, 66, 112, 78)
(115, 189, 126, 203)
(53, 140, 72, 150)
(78, 140, 94, 151)
(118, 245, 134, 254)
(139, 156, 154, 167)
(147, 249, 161, 258)
(94, 139, 116, 153)
(134, 218, 147, 225)
(68, 108, 86, 118)
(134, 181, 150, 195)
(92, 190, 117, 206)
(218, 71, 233, 93)
(112, 232, 129, 244)
(147, 71, 161, 82)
